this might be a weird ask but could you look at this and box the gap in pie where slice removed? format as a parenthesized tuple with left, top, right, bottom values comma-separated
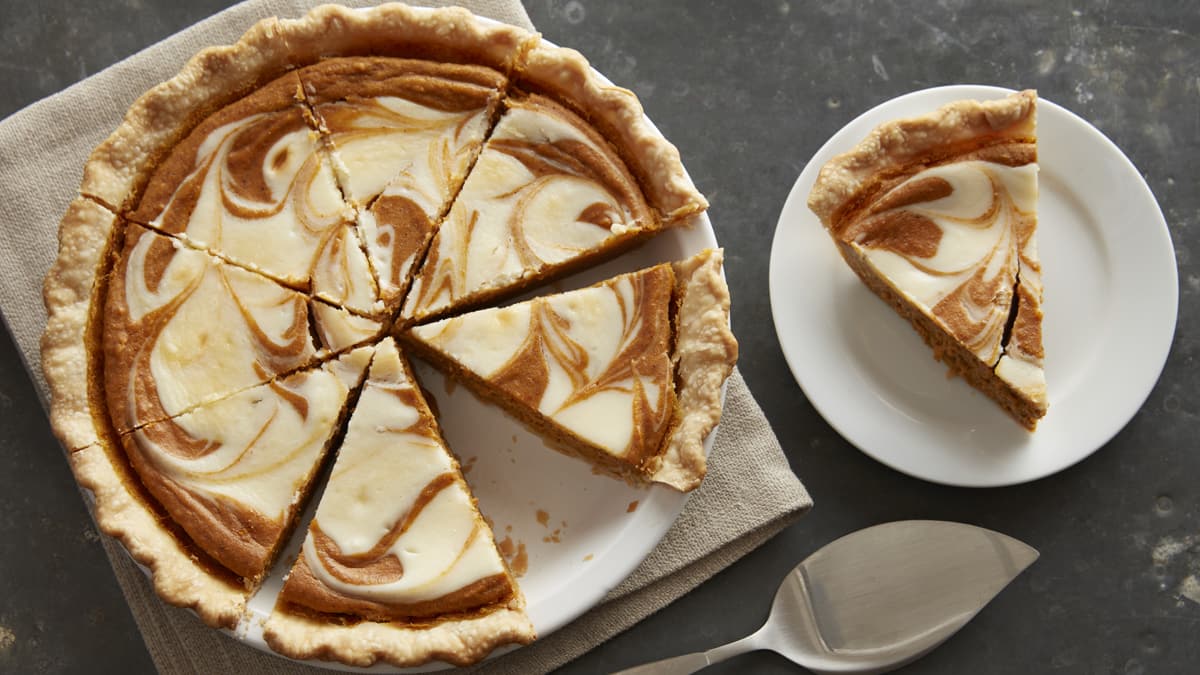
(123, 68, 382, 317)
(263, 337, 534, 668)
(399, 41, 710, 326)
(103, 223, 384, 436)
(298, 57, 510, 315)
(403, 248, 737, 491)
(807, 90, 1047, 429)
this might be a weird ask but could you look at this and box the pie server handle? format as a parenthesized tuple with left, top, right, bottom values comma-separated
(610, 631, 764, 674)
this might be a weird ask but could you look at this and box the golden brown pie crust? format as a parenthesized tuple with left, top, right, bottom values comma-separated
(516, 43, 709, 222)
(42, 2, 718, 666)
(655, 248, 738, 490)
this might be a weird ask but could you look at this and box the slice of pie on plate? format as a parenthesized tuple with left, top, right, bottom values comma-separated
(807, 90, 1047, 429)
(400, 43, 709, 324)
(264, 337, 533, 667)
(404, 249, 737, 491)
(103, 224, 381, 436)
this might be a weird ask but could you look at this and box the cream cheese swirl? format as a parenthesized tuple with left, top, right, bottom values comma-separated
(410, 265, 674, 462)
(845, 161, 1038, 366)
(403, 96, 655, 322)
(291, 339, 508, 612)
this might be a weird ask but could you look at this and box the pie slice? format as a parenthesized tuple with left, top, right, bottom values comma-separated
(264, 337, 533, 667)
(103, 224, 382, 435)
(400, 44, 708, 325)
(119, 345, 371, 585)
(404, 249, 737, 491)
(126, 69, 380, 316)
(299, 57, 506, 312)
(807, 90, 1047, 428)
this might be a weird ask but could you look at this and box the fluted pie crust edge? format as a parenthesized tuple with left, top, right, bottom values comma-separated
(41, 2, 715, 668)
(806, 90, 1037, 226)
(653, 249, 738, 491)
(262, 596, 534, 668)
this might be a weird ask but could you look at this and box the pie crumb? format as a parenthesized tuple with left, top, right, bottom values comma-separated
(497, 535, 529, 577)
(627, 500, 639, 513)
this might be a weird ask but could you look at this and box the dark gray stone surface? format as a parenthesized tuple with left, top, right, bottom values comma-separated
(0, 0, 1196, 673)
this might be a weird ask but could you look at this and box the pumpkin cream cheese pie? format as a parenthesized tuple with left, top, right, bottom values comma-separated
(126, 70, 380, 316)
(40, 3, 733, 668)
(807, 90, 1047, 429)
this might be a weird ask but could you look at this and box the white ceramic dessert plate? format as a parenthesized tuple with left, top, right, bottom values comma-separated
(769, 84, 1178, 487)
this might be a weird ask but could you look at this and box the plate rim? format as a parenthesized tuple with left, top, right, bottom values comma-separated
(768, 83, 1179, 488)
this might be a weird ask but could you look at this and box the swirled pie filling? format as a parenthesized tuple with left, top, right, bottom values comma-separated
(127, 71, 380, 316)
(266, 338, 518, 627)
(103, 224, 382, 436)
(301, 58, 506, 312)
(402, 94, 660, 324)
(404, 253, 725, 485)
(120, 346, 372, 581)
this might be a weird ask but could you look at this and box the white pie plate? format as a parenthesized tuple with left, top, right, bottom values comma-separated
(768, 84, 1178, 487)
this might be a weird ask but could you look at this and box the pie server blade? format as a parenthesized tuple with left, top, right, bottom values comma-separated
(614, 520, 1038, 674)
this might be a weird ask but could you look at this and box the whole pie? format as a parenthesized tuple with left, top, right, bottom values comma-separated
(807, 90, 1047, 429)
(40, 3, 735, 668)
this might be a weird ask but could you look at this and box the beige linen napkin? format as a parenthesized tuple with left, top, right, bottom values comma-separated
(0, 0, 812, 672)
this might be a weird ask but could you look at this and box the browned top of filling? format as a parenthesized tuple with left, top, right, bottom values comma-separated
(300, 56, 503, 111)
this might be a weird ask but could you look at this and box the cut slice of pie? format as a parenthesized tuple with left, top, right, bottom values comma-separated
(400, 44, 708, 325)
(119, 345, 371, 585)
(299, 57, 506, 312)
(404, 249, 737, 491)
(807, 90, 1047, 428)
(126, 69, 380, 316)
(264, 337, 533, 667)
(103, 224, 381, 435)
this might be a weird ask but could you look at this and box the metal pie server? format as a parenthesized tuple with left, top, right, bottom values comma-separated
(614, 520, 1038, 674)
